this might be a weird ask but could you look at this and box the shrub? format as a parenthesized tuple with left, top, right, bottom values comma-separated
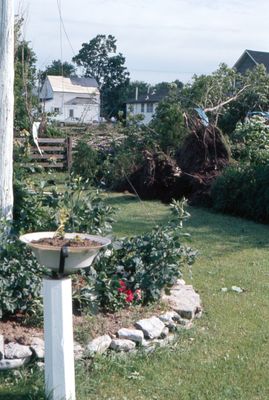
(92, 199, 197, 311)
(211, 164, 269, 222)
(72, 140, 105, 185)
(231, 116, 269, 165)
(0, 219, 43, 319)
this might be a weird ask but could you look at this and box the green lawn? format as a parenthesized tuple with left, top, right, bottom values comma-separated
(1, 194, 269, 399)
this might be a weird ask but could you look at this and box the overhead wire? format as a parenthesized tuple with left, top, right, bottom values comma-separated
(52, 0, 163, 223)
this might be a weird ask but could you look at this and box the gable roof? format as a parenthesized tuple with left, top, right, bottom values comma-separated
(47, 75, 99, 94)
(126, 88, 169, 104)
(234, 49, 269, 73)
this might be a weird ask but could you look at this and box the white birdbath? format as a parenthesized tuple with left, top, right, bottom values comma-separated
(20, 232, 111, 400)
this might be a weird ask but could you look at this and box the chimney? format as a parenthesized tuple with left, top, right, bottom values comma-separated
(135, 87, 138, 100)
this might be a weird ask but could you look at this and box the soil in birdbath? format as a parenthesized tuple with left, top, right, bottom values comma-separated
(31, 237, 102, 248)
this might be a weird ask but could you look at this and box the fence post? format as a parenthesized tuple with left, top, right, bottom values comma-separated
(66, 137, 73, 173)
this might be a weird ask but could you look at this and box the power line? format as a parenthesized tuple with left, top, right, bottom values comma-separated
(56, 0, 76, 57)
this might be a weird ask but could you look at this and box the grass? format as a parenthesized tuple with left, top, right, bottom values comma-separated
(1, 194, 269, 399)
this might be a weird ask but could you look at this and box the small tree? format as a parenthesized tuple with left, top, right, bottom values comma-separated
(151, 85, 186, 153)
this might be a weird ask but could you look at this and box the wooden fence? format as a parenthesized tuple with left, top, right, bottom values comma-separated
(16, 137, 73, 171)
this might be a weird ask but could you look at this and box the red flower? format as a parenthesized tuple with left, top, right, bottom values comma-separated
(118, 280, 127, 293)
(125, 289, 134, 303)
(134, 289, 142, 300)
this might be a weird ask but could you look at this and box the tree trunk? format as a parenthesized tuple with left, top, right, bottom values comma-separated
(0, 1, 14, 219)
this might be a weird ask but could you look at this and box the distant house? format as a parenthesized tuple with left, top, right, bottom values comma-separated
(126, 88, 169, 124)
(40, 75, 100, 124)
(234, 50, 269, 74)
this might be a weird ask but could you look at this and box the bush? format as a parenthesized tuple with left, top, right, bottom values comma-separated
(72, 140, 105, 185)
(92, 199, 197, 311)
(231, 117, 269, 165)
(0, 219, 43, 319)
(211, 164, 269, 222)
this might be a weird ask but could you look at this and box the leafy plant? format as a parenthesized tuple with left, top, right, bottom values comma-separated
(0, 218, 43, 319)
(93, 198, 197, 311)
(231, 116, 269, 165)
(211, 163, 269, 222)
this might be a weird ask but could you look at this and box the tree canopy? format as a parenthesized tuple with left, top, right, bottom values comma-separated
(39, 59, 76, 84)
(73, 34, 130, 117)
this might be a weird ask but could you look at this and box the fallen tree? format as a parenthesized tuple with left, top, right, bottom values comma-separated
(119, 117, 230, 205)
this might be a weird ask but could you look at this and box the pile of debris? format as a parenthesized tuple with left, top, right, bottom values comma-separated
(121, 118, 230, 205)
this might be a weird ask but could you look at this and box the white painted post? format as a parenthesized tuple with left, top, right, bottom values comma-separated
(0, 0, 14, 219)
(43, 278, 76, 400)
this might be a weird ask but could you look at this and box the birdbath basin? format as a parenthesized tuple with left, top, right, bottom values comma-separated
(20, 231, 111, 275)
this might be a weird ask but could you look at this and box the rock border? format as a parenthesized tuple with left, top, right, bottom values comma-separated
(0, 279, 202, 370)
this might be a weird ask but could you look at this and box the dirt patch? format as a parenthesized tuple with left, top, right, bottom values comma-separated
(0, 302, 169, 346)
(31, 237, 101, 248)
(0, 319, 43, 345)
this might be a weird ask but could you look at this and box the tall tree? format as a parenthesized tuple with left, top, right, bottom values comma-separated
(73, 34, 130, 117)
(39, 59, 76, 84)
(0, 0, 14, 219)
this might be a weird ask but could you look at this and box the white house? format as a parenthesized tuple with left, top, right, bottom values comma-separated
(126, 88, 169, 124)
(40, 75, 100, 124)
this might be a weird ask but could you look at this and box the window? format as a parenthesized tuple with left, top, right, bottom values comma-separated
(69, 109, 74, 118)
(146, 103, 153, 113)
(141, 103, 145, 113)
(54, 107, 60, 113)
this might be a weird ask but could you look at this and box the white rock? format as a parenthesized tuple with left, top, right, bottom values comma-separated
(74, 342, 84, 360)
(30, 337, 45, 359)
(36, 361, 45, 370)
(0, 357, 31, 370)
(117, 328, 144, 344)
(5, 343, 32, 359)
(110, 339, 136, 352)
(135, 316, 165, 339)
(152, 334, 176, 347)
(160, 327, 169, 338)
(159, 311, 182, 330)
(86, 335, 111, 355)
(0, 335, 4, 360)
(162, 283, 202, 320)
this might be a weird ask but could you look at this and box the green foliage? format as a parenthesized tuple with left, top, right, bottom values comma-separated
(39, 59, 76, 83)
(13, 176, 55, 234)
(71, 121, 156, 189)
(0, 218, 43, 319)
(44, 124, 66, 137)
(182, 63, 237, 112)
(57, 177, 115, 235)
(93, 199, 196, 311)
(211, 164, 269, 222)
(14, 31, 38, 131)
(151, 87, 186, 152)
(231, 116, 269, 164)
(219, 64, 269, 135)
(73, 34, 130, 117)
(124, 80, 150, 101)
(72, 140, 104, 184)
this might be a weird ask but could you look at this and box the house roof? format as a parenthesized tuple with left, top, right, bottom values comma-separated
(126, 88, 169, 104)
(64, 96, 98, 105)
(234, 49, 269, 72)
(47, 75, 99, 94)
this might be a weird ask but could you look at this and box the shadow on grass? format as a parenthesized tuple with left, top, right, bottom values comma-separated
(186, 206, 269, 252)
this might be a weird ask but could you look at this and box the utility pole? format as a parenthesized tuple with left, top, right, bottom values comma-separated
(0, 0, 14, 220)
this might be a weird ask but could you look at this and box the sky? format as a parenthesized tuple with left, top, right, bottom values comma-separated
(14, 0, 269, 84)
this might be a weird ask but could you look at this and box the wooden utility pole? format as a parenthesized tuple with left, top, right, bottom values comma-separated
(0, 1, 14, 219)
